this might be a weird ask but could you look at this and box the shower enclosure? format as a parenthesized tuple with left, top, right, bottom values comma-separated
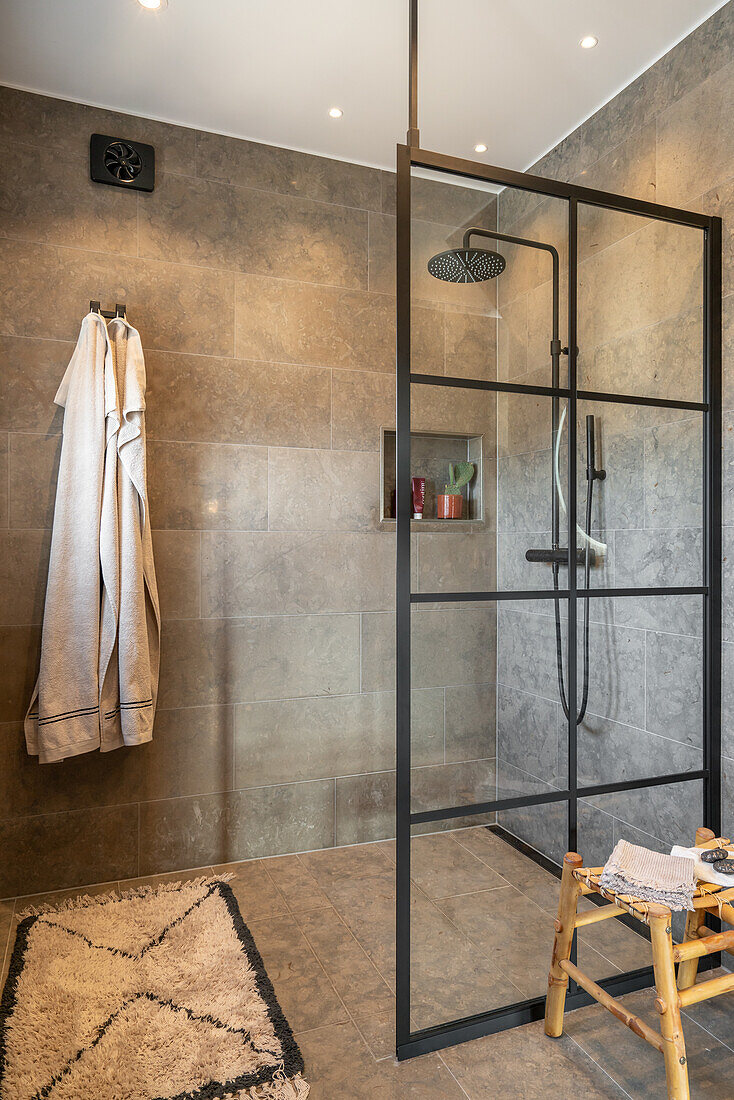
(394, 143, 722, 1059)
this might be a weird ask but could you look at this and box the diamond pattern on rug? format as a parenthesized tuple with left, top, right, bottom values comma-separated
(0, 880, 308, 1099)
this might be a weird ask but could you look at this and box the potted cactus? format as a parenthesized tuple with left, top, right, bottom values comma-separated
(437, 461, 474, 519)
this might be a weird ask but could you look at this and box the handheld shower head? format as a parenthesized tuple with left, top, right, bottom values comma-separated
(427, 247, 505, 283)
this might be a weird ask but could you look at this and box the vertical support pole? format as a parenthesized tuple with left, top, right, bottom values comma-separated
(545, 852, 583, 1037)
(567, 199, 578, 859)
(678, 826, 716, 991)
(703, 217, 722, 842)
(649, 905, 691, 1100)
(406, 0, 420, 145)
(395, 142, 412, 1060)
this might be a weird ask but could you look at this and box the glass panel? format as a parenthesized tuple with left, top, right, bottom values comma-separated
(496, 186, 569, 390)
(575, 597, 703, 790)
(577, 203, 704, 402)
(574, 401, 703, 594)
(579, 779, 704, 943)
(409, 825, 539, 1027)
(496, 598, 570, 817)
(409, 600, 495, 824)
(497, 392, 569, 596)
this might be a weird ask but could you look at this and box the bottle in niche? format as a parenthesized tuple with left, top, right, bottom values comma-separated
(411, 477, 426, 519)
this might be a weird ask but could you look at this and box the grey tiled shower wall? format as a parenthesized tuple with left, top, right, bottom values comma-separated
(2, 0, 734, 898)
(494, 1, 734, 866)
(0, 84, 498, 895)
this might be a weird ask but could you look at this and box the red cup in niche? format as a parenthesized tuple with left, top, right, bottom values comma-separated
(437, 494, 463, 519)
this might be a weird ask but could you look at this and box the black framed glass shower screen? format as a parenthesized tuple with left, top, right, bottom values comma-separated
(394, 144, 722, 1062)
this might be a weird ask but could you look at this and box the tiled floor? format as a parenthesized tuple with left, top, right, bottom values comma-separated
(3, 826, 734, 1097)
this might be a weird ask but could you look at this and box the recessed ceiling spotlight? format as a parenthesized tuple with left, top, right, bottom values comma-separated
(328, 107, 343, 119)
(579, 35, 598, 49)
(474, 144, 488, 154)
(138, 0, 166, 8)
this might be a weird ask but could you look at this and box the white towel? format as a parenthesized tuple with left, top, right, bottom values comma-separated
(671, 845, 734, 890)
(102, 318, 160, 750)
(25, 312, 121, 762)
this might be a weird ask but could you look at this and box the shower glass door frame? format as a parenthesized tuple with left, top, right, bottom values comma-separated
(395, 142, 722, 1060)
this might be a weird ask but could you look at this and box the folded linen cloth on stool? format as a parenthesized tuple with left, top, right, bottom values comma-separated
(599, 840, 696, 911)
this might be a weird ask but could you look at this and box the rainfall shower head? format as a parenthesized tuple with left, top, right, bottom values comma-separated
(427, 247, 506, 283)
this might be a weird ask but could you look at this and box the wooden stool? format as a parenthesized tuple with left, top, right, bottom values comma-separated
(545, 827, 734, 1100)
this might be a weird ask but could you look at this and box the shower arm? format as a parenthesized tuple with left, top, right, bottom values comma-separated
(464, 226, 562, 549)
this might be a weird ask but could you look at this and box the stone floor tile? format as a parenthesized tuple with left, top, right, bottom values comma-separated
(409, 832, 510, 899)
(248, 912, 349, 1033)
(440, 1019, 630, 1098)
(296, 1020, 467, 1098)
(299, 842, 393, 887)
(297, 905, 394, 1017)
(263, 854, 330, 912)
(566, 987, 734, 1099)
(212, 858, 288, 921)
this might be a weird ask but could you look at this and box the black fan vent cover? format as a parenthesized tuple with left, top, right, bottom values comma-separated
(90, 133, 155, 192)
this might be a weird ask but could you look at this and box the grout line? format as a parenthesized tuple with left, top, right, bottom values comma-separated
(564, 1033, 635, 1100)
(437, 1055, 472, 1098)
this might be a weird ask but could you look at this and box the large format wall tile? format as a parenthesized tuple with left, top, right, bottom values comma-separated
(147, 440, 268, 530)
(158, 614, 360, 708)
(645, 631, 703, 747)
(139, 173, 368, 288)
(360, 608, 496, 693)
(0, 85, 197, 176)
(0, 434, 8, 527)
(331, 370, 394, 451)
(236, 275, 392, 370)
(335, 760, 496, 844)
(444, 684, 496, 763)
(268, 447, 379, 531)
(577, 713, 701, 788)
(0, 803, 139, 898)
(577, 220, 703, 355)
(0, 705, 234, 819)
(496, 684, 561, 783)
(0, 238, 235, 356)
(0, 530, 51, 626)
(0, 625, 40, 723)
(8, 433, 61, 529)
(151, 531, 201, 619)
(0, 138, 138, 254)
(657, 57, 734, 206)
(0, 336, 70, 434)
(574, 124, 657, 261)
(416, 531, 496, 594)
(644, 416, 702, 530)
(234, 688, 443, 788)
(380, 171, 497, 229)
(201, 531, 394, 616)
(138, 781, 335, 874)
(196, 130, 382, 210)
(145, 351, 331, 449)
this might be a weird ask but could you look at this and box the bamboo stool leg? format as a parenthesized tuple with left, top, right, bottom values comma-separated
(650, 904, 690, 1100)
(678, 826, 716, 992)
(545, 852, 583, 1038)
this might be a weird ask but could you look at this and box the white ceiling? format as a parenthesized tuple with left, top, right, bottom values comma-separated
(0, 0, 728, 173)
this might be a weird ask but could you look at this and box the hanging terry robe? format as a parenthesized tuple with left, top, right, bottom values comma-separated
(25, 312, 121, 763)
(102, 318, 160, 750)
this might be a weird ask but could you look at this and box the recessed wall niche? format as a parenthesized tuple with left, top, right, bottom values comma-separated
(380, 428, 483, 527)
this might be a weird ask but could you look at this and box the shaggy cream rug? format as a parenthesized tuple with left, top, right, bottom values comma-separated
(0, 878, 309, 1099)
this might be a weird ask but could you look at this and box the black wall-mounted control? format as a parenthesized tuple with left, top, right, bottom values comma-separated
(89, 133, 155, 192)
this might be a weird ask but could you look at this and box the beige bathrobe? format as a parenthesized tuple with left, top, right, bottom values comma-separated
(25, 313, 160, 762)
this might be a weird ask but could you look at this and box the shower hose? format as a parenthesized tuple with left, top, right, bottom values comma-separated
(552, 406, 606, 724)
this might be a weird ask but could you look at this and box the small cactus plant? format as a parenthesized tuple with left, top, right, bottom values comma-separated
(444, 461, 474, 496)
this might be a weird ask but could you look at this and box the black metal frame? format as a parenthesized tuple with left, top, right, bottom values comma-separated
(394, 142, 722, 1061)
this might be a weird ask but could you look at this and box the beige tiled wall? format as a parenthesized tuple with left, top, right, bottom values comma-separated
(0, 84, 497, 896)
